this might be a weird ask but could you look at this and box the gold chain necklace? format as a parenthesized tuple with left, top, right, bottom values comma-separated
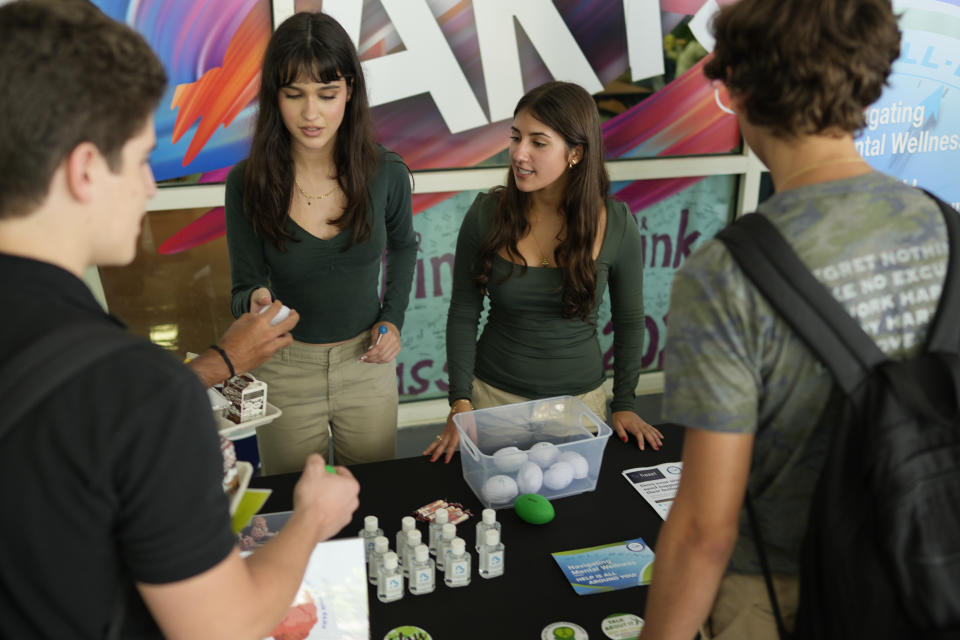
(529, 227, 552, 267)
(294, 178, 336, 206)
(778, 157, 866, 191)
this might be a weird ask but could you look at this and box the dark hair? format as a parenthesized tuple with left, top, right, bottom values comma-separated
(244, 12, 378, 251)
(703, 0, 900, 137)
(476, 81, 609, 321)
(0, 0, 166, 220)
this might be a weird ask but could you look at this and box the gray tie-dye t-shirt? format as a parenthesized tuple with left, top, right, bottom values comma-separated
(662, 171, 948, 575)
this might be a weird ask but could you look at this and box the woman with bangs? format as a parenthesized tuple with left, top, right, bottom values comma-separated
(226, 12, 416, 474)
(425, 81, 662, 463)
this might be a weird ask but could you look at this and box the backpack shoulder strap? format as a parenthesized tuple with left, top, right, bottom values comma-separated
(0, 323, 145, 443)
(919, 191, 960, 353)
(716, 213, 881, 394)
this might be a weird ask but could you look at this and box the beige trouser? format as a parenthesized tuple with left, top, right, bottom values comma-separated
(471, 377, 608, 422)
(253, 332, 398, 474)
(703, 573, 799, 640)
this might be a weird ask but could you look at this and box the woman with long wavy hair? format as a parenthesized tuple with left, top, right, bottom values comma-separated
(425, 81, 662, 463)
(226, 12, 416, 474)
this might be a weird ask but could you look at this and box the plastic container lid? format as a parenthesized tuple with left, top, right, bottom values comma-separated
(384, 554, 398, 570)
(441, 523, 456, 539)
(414, 544, 429, 562)
(364, 515, 378, 531)
(482, 508, 496, 524)
(374, 536, 389, 552)
(401, 516, 416, 530)
(434, 508, 449, 524)
(451, 537, 466, 554)
(407, 530, 422, 545)
(485, 529, 500, 546)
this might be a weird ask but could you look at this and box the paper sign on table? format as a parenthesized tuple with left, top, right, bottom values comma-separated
(621, 462, 683, 520)
(551, 537, 655, 595)
(239, 513, 369, 640)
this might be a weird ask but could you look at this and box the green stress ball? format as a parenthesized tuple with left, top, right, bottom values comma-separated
(514, 493, 555, 524)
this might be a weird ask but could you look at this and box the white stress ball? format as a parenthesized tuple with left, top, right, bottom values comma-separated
(259, 304, 291, 326)
(557, 451, 589, 480)
(528, 441, 559, 468)
(493, 446, 528, 473)
(543, 461, 575, 491)
(516, 461, 544, 494)
(482, 474, 519, 504)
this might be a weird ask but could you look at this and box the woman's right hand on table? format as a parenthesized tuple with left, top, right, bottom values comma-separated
(424, 399, 473, 463)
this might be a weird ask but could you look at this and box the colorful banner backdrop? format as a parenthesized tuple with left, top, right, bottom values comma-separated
(855, 0, 960, 208)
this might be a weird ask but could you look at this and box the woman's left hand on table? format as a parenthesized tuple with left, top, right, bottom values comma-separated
(612, 411, 663, 451)
(360, 321, 401, 363)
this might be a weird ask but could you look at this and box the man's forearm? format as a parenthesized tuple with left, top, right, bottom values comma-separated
(641, 511, 737, 640)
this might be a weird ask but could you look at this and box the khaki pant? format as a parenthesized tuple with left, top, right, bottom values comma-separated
(471, 378, 608, 423)
(704, 573, 799, 640)
(253, 332, 398, 474)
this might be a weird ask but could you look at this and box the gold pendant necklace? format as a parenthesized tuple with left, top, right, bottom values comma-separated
(529, 227, 552, 267)
(294, 178, 336, 206)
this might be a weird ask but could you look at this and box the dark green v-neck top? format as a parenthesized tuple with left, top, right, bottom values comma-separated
(446, 193, 645, 413)
(225, 149, 417, 343)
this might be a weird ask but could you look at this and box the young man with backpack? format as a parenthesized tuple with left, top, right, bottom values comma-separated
(640, 1, 953, 638)
(0, 2, 360, 638)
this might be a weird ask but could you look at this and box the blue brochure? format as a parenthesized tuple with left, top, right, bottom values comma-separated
(551, 537, 655, 595)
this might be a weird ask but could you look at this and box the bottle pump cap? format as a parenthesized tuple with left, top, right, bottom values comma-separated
(414, 544, 429, 562)
(434, 508, 449, 524)
(485, 529, 500, 546)
(442, 523, 456, 539)
(374, 536, 389, 552)
(364, 515, 378, 531)
(482, 508, 496, 524)
(401, 516, 416, 531)
(451, 537, 466, 554)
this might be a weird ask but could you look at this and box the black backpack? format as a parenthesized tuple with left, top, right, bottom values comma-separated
(716, 193, 960, 639)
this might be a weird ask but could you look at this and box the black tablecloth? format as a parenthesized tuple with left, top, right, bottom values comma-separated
(250, 423, 685, 639)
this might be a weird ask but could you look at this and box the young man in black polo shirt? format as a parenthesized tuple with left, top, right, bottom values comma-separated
(0, 2, 360, 638)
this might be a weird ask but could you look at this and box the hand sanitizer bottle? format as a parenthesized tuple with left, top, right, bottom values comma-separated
(368, 536, 389, 585)
(436, 522, 457, 571)
(478, 529, 505, 578)
(377, 553, 404, 603)
(395, 516, 416, 566)
(428, 507, 449, 556)
(358, 515, 383, 565)
(402, 529, 422, 578)
(444, 537, 472, 588)
(475, 508, 500, 552)
(408, 544, 436, 595)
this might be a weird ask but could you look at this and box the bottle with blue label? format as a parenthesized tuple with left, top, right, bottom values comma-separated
(436, 522, 456, 571)
(408, 544, 435, 595)
(377, 553, 404, 603)
(444, 537, 471, 588)
(478, 528, 505, 578)
(428, 507, 449, 556)
(402, 529, 422, 578)
(395, 516, 416, 566)
(358, 515, 382, 565)
(475, 508, 500, 552)
(368, 536, 389, 585)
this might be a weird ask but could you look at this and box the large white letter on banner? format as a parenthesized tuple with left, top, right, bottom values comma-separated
(624, 0, 665, 81)
(362, 0, 487, 134)
(474, 0, 604, 123)
(320, 0, 363, 46)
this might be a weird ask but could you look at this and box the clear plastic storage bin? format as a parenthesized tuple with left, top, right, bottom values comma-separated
(453, 396, 612, 509)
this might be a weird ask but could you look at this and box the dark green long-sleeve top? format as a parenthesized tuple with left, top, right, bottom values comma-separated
(225, 149, 417, 343)
(446, 193, 645, 413)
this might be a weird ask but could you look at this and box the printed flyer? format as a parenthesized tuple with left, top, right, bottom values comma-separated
(551, 537, 655, 595)
(622, 462, 683, 520)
